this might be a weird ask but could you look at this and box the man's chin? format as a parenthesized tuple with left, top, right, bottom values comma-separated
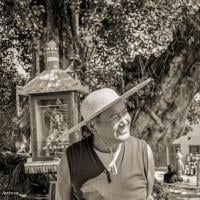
(115, 132, 130, 142)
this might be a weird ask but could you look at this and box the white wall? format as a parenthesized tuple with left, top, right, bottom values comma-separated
(173, 124, 200, 162)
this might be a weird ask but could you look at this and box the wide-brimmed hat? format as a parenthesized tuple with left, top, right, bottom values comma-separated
(56, 78, 152, 140)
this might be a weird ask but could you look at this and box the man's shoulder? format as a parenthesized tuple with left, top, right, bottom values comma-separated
(66, 135, 93, 154)
(127, 136, 147, 145)
(126, 136, 148, 158)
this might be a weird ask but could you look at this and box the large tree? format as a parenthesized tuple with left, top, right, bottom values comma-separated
(1, 0, 200, 148)
(1, 1, 200, 198)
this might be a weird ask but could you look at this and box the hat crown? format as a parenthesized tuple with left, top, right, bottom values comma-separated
(80, 88, 119, 120)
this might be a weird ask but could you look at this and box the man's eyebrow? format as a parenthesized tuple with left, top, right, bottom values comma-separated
(122, 107, 128, 112)
(109, 108, 127, 118)
(120, 107, 128, 113)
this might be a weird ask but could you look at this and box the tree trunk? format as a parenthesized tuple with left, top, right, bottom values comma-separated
(131, 47, 200, 147)
(45, 0, 82, 143)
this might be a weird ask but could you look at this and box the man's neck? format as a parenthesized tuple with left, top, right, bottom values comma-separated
(93, 135, 120, 153)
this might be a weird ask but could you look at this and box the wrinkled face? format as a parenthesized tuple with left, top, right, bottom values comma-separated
(93, 101, 131, 145)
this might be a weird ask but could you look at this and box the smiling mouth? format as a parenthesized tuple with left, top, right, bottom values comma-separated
(117, 129, 128, 136)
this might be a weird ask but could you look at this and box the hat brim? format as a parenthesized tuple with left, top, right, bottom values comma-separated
(56, 78, 153, 141)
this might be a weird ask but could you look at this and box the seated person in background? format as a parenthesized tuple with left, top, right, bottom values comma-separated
(164, 165, 180, 183)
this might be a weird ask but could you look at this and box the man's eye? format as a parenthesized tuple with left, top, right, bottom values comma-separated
(111, 115, 119, 121)
(122, 110, 128, 115)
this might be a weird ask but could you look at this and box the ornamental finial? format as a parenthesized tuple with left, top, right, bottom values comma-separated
(46, 40, 59, 69)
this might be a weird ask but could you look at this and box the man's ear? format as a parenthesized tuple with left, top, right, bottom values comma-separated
(86, 121, 97, 134)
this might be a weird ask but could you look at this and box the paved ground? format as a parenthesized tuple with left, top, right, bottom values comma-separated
(155, 170, 200, 199)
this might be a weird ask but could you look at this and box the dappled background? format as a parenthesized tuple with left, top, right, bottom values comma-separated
(1, 0, 200, 199)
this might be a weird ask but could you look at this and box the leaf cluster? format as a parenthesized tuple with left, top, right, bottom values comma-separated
(0, 0, 46, 112)
(80, 0, 200, 90)
(187, 96, 200, 125)
(0, 0, 46, 73)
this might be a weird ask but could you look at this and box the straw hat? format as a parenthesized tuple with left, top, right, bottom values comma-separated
(56, 78, 152, 140)
(80, 88, 119, 120)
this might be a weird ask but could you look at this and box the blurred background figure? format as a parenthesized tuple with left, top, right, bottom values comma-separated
(164, 165, 178, 183)
(164, 165, 183, 183)
(176, 148, 184, 176)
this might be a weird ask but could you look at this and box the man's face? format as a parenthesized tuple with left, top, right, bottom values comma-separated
(93, 101, 131, 145)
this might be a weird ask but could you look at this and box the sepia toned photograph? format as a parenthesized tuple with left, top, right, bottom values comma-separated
(1, 0, 200, 200)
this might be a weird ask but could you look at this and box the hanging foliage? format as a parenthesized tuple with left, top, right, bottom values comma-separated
(79, 0, 200, 90)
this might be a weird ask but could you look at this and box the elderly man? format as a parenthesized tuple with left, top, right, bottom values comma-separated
(56, 80, 155, 200)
